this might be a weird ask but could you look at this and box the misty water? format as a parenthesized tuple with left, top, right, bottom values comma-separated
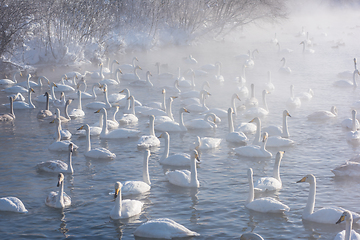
(1, 9, 360, 240)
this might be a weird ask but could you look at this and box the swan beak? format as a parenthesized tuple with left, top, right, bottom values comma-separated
(118, 69, 123, 74)
(114, 188, 120, 199)
(139, 66, 142, 70)
(157, 133, 162, 139)
(135, 57, 139, 61)
(119, 89, 124, 93)
(77, 125, 84, 130)
(288, 112, 292, 117)
(30, 88, 35, 93)
(184, 108, 190, 113)
(236, 95, 241, 101)
(336, 213, 346, 224)
(195, 153, 200, 162)
(171, 96, 178, 99)
(20, 72, 23, 77)
(296, 176, 306, 183)
(162, 89, 165, 94)
(94, 109, 101, 113)
(77, 83, 80, 89)
(249, 118, 255, 123)
(50, 119, 55, 124)
(127, 96, 131, 100)
(53, 83, 58, 87)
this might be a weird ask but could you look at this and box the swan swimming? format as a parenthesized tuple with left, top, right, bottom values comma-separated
(0, 97, 15, 121)
(233, 132, 272, 158)
(37, 92, 53, 119)
(246, 168, 290, 213)
(262, 110, 291, 137)
(137, 115, 160, 148)
(36, 143, 74, 173)
(307, 106, 337, 121)
(334, 211, 360, 240)
(45, 173, 71, 208)
(48, 118, 78, 152)
(154, 107, 189, 132)
(110, 182, 143, 219)
(226, 107, 248, 144)
(342, 110, 360, 130)
(0, 196, 28, 213)
(296, 174, 360, 224)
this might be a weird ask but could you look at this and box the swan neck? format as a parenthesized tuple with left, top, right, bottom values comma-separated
(68, 149, 73, 174)
(247, 173, 254, 204)
(149, 117, 155, 136)
(253, 119, 261, 145)
(130, 97, 135, 115)
(353, 70, 358, 88)
(104, 89, 111, 108)
(166, 99, 174, 121)
(64, 102, 70, 120)
(57, 180, 65, 208)
(92, 84, 97, 99)
(51, 85, 56, 100)
(85, 127, 91, 152)
(77, 91, 82, 109)
(114, 189, 122, 216)
(12, 72, 18, 83)
(190, 154, 198, 186)
(273, 158, 281, 182)
(46, 93, 50, 111)
(352, 111, 357, 131)
(55, 120, 61, 142)
(143, 154, 151, 185)
(345, 219, 352, 240)
(231, 95, 237, 115)
(161, 134, 170, 161)
(162, 91, 166, 112)
(101, 110, 108, 135)
(304, 180, 316, 217)
(28, 90, 35, 108)
(9, 97, 14, 116)
(228, 111, 234, 133)
(262, 91, 268, 112)
(282, 113, 290, 138)
(125, 90, 130, 110)
(179, 110, 186, 130)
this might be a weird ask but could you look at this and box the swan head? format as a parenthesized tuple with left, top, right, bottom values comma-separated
(283, 110, 291, 117)
(135, 65, 142, 70)
(228, 107, 233, 115)
(192, 149, 200, 163)
(149, 115, 155, 123)
(66, 99, 73, 106)
(94, 108, 106, 115)
(336, 211, 352, 224)
(158, 132, 169, 139)
(296, 174, 316, 184)
(249, 117, 260, 124)
(194, 136, 201, 150)
(57, 173, 64, 187)
(262, 132, 268, 142)
(114, 182, 122, 199)
(116, 68, 123, 74)
(276, 151, 285, 162)
(331, 106, 337, 115)
(181, 107, 190, 114)
(68, 143, 74, 153)
(247, 168, 253, 179)
(281, 57, 285, 62)
(162, 89, 166, 94)
(60, 91, 65, 99)
(300, 41, 305, 45)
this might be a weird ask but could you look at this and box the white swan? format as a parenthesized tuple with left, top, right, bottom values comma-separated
(103, 59, 120, 77)
(286, 85, 301, 109)
(264, 71, 275, 93)
(185, 90, 210, 112)
(0, 196, 28, 213)
(297, 174, 360, 224)
(155, 108, 189, 132)
(100, 68, 122, 86)
(0, 70, 21, 87)
(118, 96, 138, 124)
(246, 168, 290, 213)
(262, 110, 291, 137)
(166, 149, 200, 188)
(155, 62, 174, 79)
(85, 83, 112, 109)
(37, 92, 53, 119)
(119, 57, 138, 72)
(186, 113, 217, 129)
(337, 58, 357, 79)
(153, 97, 177, 125)
(97, 108, 139, 139)
(245, 89, 269, 118)
(334, 69, 360, 88)
(191, 136, 222, 150)
(180, 81, 210, 99)
(55, 99, 72, 123)
(91, 62, 105, 79)
(69, 90, 85, 118)
(332, 161, 360, 177)
(0, 97, 15, 121)
(276, 42, 293, 54)
(4, 87, 35, 109)
(3, 73, 29, 94)
(94, 106, 119, 130)
(183, 54, 198, 65)
(346, 112, 360, 141)
(244, 84, 259, 108)
(8, 92, 25, 102)
(36, 143, 74, 173)
(307, 106, 337, 121)
(137, 115, 160, 148)
(233, 132, 272, 158)
(69, 78, 100, 99)
(45, 173, 71, 208)
(244, 49, 258, 68)
(110, 182, 143, 219)
(300, 41, 315, 54)
(159, 132, 195, 167)
(121, 150, 151, 196)
(226, 108, 248, 144)
(129, 70, 153, 87)
(53, 91, 66, 108)
(254, 151, 285, 192)
(279, 57, 292, 74)
(213, 62, 224, 83)
(121, 65, 142, 81)
(54, 75, 75, 92)
(335, 211, 360, 240)
(134, 218, 200, 239)
(113, 88, 142, 108)
(202, 93, 241, 118)
(146, 89, 167, 111)
(296, 88, 314, 102)
(18, 74, 50, 88)
(48, 118, 78, 152)
(79, 124, 116, 160)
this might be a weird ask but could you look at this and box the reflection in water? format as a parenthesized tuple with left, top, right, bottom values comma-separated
(190, 188, 199, 224)
(60, 211, 69, 238)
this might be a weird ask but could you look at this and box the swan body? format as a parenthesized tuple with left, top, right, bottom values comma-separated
(69, 90, 85, 118)
(0, 71, 21, 87)
(8, 92, 25, 102)
(254, 151, 284, 192)
(262, 110, 291, 137)
(4, 87, 35, 109)
(240, 232, 264, 240)
(334, 69, 360, 88)
(18, 75, 49, 88)
(159, 132, 194, 167)
(180, 81, 210, 99)
(186, 113, 217, 129)
(191, 136, 221, 150)
(121, 65, 142, 81)
(155, 62, 174, 79)
(183, 55, 198, 65)
(137, 115, 160, 148)
(307, 106, 337, 121)
(342, 110, 360, 129)
(265, 71, 275, 93)
(134, 218, 200, 239)
(129, 70, 153, 87)
(54, 75, 75, 92)
(110, 182, 143, 219)
(276, 42, 293, 54)
(48, 118, 78, 151)
(114, 88, 142, 108)
(121, 150, 151, 196)
(119, 57, 138, 72)
(0, 97, 15, 121)
(300, 41, 315, 54)
(166, 150, 200, 188)
(100, 68, 122, 85)
(297, 88, 314, 102)
(236, 121, 257, 135)
(45, 173, 71, 208)
(286, 85, 301, 109)
(53, 91, 66, 108)
(245, 90, 269, 118)
(155, 108, 189, 132)
(91, 63, 105, 79)
(244, 84, 259, 109)
(36, 143, 74, 173)
(97, 108, 139, 139)
(79, 124, 116, 160)
(0, 197, 28, 213)
(335, 211, 360, 240)
(119, 96, 138, 124)
(226, 108, 248, 143)
(185, 90, 210, 112)
(37, 92, 53, 119)
(332, 161, 360, 177)
(203, 93, 241, 118)
(3, 84, 28, 94)
(297, 174, 360, 224)
(233, 132, 272, 158)
(246, 168, 290, 213)
(279, 57, 292, 74)
(85, 83, 112, 109)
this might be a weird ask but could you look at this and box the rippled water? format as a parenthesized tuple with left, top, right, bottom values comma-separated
(1, 18, 360, 240)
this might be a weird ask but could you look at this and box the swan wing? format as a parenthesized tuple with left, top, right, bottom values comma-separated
(246, 197, 290, 213)
(166, 170, 191, 187)
(0, 197, 28, 213)
(120, 199, 143, 218)
(122, 181, 150, 196)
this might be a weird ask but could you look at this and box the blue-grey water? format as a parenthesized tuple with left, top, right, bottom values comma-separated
(1, 17, 360, 239)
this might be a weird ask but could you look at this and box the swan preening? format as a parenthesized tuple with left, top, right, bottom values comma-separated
(45, 173, 71, 208)
(134, 218, 200, 239)
(0, 196, 28, 213)
(297, 174, 360, 224)
(246, 168, 290, 213)
(110, 181, 143, 219)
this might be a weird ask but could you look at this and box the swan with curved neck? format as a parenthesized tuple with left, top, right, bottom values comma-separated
(265, 71, 275, 93)
(202, 93, 241, 118)
(334, 69, 360, 88)
(100, 68, 122, 85)
(121, 150, 151, 196)
(85, 83, 111, 109)
(121, 65, 142, 81)
(110, 182, 143, 219)
(91, 62, 104, 79)
(262, 110, 291, 138)
(154, 107, 189, 132)
(300, 41, 315, 54)
(245, 90, 269, 118)
(297, 174, 360, 224)
(137, 115, 160, 148)
(0, 70, 21, 87)
(186, 112, 217, 129)
(166, 149, 200, 188)
(254, 151, 285, 192)
(233, 132, 272, 158)
(45, 173, 71, 208)
(78, 124, 116, 159)
(48, 117, 78, 151)
(69, 91, 85, 118)
(279, 57, 292, 74)
(130, 71, 153, 87)
(0, 97, 15, 121)
(335, 211, 360, 240)
(246, 168, 290, 213)
(36, 143, 74, 174)
(6, 87, 35, 109)
(226, 107, 248, 143)
(118, 95, 139, 124)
